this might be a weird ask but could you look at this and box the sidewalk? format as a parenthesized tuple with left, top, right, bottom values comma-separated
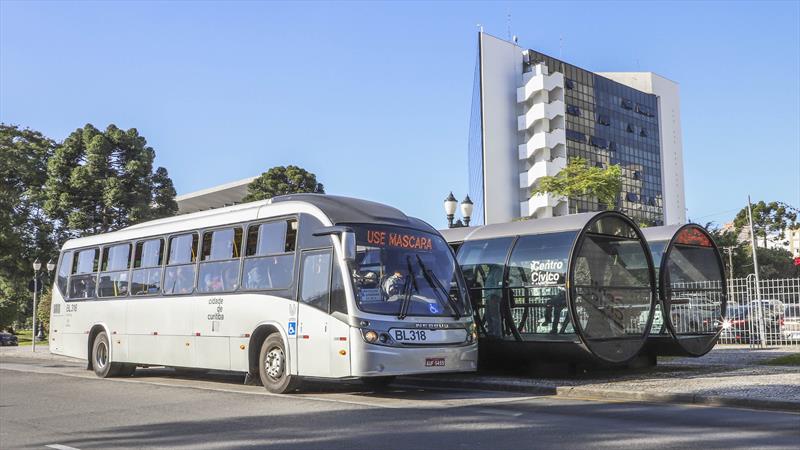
(404, 346, 800, 412)
(4, 345, 798, 412)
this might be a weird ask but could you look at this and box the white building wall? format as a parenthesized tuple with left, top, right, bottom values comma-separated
(599, 72, 686, 225)
(479, 33, 523, 224)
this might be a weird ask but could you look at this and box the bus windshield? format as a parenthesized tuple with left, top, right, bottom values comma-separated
(349, 225, 470, 318)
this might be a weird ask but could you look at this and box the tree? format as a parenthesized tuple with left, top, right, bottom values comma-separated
(708, 222, 800, 279)
(43, 124, 177, 237)
(733, 201, 798, 248)
(0, 124, 59, 329)
(243, 165, 325, 202)
(530, 157, 622, 212)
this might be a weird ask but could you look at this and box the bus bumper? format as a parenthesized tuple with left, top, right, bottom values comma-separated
(350, 340, 479, 377)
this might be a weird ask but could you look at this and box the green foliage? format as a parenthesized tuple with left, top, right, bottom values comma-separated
(36, 287, 52, 335)
(733, 201, 798, 248)
(243, 165, 325, 202)
(43, 124, 177, 236)
(708, 223, 799, 279)
(530, 157, 622, 211)
(0, 124, 59, 329)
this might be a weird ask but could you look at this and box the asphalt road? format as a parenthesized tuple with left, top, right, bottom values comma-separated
(1, 357, 799, 449)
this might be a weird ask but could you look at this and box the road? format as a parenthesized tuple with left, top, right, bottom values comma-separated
(1, 357, 798, 449)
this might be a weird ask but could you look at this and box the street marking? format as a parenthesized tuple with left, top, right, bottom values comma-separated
(46, 445, 82, 450)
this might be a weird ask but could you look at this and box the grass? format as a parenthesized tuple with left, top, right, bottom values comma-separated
(12, 330, 47, 347)
(760, 353, 800, 366)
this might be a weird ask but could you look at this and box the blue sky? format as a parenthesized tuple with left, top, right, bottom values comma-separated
(2, 1, 798, 228)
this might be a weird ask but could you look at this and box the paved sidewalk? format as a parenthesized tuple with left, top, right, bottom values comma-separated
(405, 346, 800, 412)
(4, 345, 798, 412)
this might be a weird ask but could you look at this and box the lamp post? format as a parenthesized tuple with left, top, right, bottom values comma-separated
(31, 259, 54, 352)
(444, 193, 474, 228)
(32, 259, 41, 352)
(460, 195, 474, 227)
(444, 192, 457, 228)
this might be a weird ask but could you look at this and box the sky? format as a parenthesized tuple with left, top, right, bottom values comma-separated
(1, 1, 798, 229)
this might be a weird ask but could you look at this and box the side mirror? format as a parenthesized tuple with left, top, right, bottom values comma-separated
(342, 231, 356, 263)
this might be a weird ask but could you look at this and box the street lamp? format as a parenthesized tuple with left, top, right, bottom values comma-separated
(444, 192, 458, 228)
(31, 258, 54, 352)
(32, 259, 41, 352)
(460, 195, 474, 227)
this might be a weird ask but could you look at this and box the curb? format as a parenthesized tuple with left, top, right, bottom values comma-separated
(403, 376, 800, 413)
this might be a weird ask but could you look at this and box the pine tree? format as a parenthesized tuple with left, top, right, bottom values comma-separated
(243, 165, 325, 202)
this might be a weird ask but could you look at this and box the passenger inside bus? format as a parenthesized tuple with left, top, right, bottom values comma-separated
(164, 266, 194, 294)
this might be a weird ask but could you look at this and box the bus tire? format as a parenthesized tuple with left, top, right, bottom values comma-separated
(91, 331, 122, 378)
(361, 376, 396, 389)
(259, 334, 301, 394)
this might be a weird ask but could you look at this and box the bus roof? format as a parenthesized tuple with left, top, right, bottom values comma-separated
(61, 194, 436, 250)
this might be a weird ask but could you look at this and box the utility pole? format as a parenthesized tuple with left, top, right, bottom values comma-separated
(747, 196, 764, 347)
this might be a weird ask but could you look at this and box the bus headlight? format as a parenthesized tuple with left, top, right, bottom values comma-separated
(363, 330, 379, 343)
(467, 322, 478, 343)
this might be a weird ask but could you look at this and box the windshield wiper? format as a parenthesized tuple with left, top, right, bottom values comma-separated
(397, 256, 416, 320)
(416, 255, 461, 319)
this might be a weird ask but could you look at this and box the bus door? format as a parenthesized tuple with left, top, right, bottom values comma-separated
(296, 249, 335, 377)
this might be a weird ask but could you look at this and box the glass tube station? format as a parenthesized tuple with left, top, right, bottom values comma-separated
(641, 224, 727, 357)
(442, 211, 657, 365)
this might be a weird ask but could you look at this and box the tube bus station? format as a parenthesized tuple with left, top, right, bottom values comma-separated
(441, 211, 658, 366)
(641, 224, 727, 358)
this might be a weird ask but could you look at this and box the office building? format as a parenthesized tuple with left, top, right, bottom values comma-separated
(468, 32, 685, 226)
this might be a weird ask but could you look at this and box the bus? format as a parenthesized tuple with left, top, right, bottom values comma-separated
(49, 194, 478, 393)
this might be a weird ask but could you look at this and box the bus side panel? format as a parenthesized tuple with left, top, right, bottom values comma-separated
(126, 296, 194, 367)
(194, 295, 231, 370)
(328, 316, 352, 378)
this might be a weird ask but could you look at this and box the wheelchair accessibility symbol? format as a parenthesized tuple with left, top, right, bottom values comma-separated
(287, 321, 296, 336)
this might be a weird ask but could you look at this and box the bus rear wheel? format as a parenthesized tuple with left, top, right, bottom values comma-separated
(91, 331, 131, 378)
(258, 334, 301, 394)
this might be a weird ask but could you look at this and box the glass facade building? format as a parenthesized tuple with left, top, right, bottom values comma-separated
(468, 32, 683, 226)
(524, 50, 665, 226)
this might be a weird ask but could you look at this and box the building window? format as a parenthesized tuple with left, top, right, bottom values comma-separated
(566, 129, 585, 143)
(633, 170, 641, 180)
(640, 128, 648, 138)
(589, 136, 609, 149)
(621, 99, 633, 110)
(566, 105, 582, 116)
(626, 192, 639, 202)
(626, 124, 634, 133)
(608, 141, 617, 152)
(565, 78, 575, 90)
(597, 114, 611, 126)
(635, 103, 654, 117)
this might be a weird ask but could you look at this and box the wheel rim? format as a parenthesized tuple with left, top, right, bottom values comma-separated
(265, 347, 284, 380)
(95, 341, 108, 370)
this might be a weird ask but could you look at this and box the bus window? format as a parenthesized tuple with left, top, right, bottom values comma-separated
(198, 227, 243, 293)
(131, 238, 164, 295)
(299, 250, 332, 312)
(163, 233, 198, 295)
(242, 220, 297, 291)
(57, 250, 74, 295)
(98, 243, 131, 297)
(330, 258, 347, 315)
(68, 248, 98, 299)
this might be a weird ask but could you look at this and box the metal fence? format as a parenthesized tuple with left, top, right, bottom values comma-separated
(717, 276, 800, 349)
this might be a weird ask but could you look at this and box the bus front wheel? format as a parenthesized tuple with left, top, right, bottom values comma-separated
(258, 334, 301, 394)
(91, 331, 133, 378)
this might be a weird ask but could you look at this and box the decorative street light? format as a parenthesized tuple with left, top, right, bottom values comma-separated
(444, 192, 458, 228)
(31, 258, 54, 352)
(460, 195, 474, 227)
(444, 193, 474, 228)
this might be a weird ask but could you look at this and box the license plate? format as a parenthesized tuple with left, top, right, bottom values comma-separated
(391, 328, 467, 344)
(425, 357, 445, 367)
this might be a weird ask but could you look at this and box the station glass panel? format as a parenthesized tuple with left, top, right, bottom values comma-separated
(457, 238, 514, 338)
(572, 219, 653, 342)
(664, 227, 724, 335)
(506, 232, 577, 339)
